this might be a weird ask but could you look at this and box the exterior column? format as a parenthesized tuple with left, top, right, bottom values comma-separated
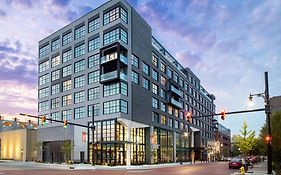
(173, 131, 176, 163)
(126, 127, 131, 166)
(147, 125, 154, 164)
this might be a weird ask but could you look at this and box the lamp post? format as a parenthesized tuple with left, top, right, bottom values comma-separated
(248, 71, 272, 174)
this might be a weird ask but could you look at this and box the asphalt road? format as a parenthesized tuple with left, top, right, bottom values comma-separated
(0, 161, 238, 175)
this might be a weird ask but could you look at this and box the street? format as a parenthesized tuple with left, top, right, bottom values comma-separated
(0, 161, 238, 175)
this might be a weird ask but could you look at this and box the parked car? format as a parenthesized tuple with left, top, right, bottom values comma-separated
(229, 158, 243, 169)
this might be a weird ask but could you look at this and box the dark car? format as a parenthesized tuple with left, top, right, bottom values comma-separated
(229, 158, 243, 169)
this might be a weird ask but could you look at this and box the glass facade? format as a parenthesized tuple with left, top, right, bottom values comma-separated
(89, 119, 145, 165)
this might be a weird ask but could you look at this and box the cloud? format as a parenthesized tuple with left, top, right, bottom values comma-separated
(52, 0, 70, 7)
(6, 0, 34, 8)
(0, 9, 7, 17)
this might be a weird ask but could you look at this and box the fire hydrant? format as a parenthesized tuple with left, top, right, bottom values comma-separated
(240, 166, 245, 175)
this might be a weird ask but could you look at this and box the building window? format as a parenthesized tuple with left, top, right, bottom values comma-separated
(132, 71, 139, 84)
(39, 60, 49, 73)
(74, 91, 85, 104)
(104, 82, 119, 97)
(74, 106, 85, 119)
(161, 102, 166, 112)
(74, 44, 85, 58)
(74, 59, 85, 73)
(152, 69, 158, 81)
(62, 109, 72, 120)
(62, 80, 71, 92)
(120, 100, 128, 113)
(88, 87, 99, 100)
(167, 68, 172, 78)
(51, 69, 60, 81)
(152, 83, 158, 95)
(104, 7, 119, 25)
(103, 6, 127, 25)
(142, 77, 150, 90)
(168, 105, 173, 115)
(88, 18, 99, 33)
(152, 54, 158, 67)
(75, 25, 85, 40)
(103, 28, 127, 45)
(121, 82, 128, 96)
(38, 101, 48, 112)
(174, 109, 179, 118)
(160, 88, 166, 99)
(173, 72, 178, 83)
(120, 28, 127, 43)
(62, 32, 72, 46)
(62, 65, 72, 77)
(132, 54, 139, 68)
(51, 112, 60, 121)
(142, 62, 149, 75)
(51, 55, 60, 67)
(62, 94, 71, 107)
(160, 61, 166, 73)
(88, 70, 99, 84)
(175, 120, 179, 129)
(62, 50, 72, 63)
(51, 83, 60, 95)
(74, 75, 85, 88)
(88, 103, 100, 117)
(88, 54, 99, 68)
(103, 100, 127, 114)
(161, 115, 167, 125)
(39, 44, 49, 58)
(152, 112, 159, 123)
(152, 97, 158, 109)
(88, 37, 100, 52)
(38, 87, 49, 99)
(51, 98, 59, 109)
(120, 7, 128, 23)
(51, 38, 60, 51)
(39, 74, 49, 86)
(169, 118, 173, 127)
(160, 76, 166, 86)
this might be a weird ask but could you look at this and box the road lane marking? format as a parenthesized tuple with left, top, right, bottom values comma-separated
(127, 170, 153, 173)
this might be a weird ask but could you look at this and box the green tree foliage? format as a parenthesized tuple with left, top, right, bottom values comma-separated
(271, 111, 281, 169)
(233, 121, 257, 156)
(61, 140, 73, 163)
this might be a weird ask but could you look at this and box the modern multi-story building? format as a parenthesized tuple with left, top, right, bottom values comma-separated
(37, 0, 216, 165)
(270, 95, 281, 113)
(214, 123, 231, 159)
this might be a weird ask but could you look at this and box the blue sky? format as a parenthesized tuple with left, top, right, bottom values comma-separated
(0, 0, 280, 136)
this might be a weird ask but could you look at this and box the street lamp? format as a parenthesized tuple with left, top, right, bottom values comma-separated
(248, 71, 272, 174)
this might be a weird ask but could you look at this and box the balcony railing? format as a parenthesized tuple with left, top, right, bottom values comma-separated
(100, 70, 118, 82)
(100, 54, 128, 65)
(120, 72, 128, 81)
(170, 85, 182, 98)
(170, 98, 183, 109)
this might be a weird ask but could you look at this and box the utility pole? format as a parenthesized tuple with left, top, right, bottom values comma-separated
(265, 72, 272, 174)
(91, 106, 95, 166)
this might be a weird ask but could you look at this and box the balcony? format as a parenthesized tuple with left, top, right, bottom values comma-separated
(100, 54, 128, 65)
(100, 70, 118, 83)
(100, 71, 128, 83)
(170, 85, 183, 98)
(170, 98, 183, 109)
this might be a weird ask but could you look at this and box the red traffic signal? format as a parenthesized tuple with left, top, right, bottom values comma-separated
(220, 109, 226, 120)
(63, 120, 68, 129)
(186, 112, 192, 123)
(265, 135, 272, 142)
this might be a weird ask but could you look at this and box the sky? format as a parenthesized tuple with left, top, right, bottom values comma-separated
(0, 0, 280, 136)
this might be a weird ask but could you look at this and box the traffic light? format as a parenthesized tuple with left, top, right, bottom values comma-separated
(186, 112, 192, 123)
(63, 120, 68, 129)
(220, 109, 226, 120)
(265, 135, 272, 143)
(41, 115, 46, 125)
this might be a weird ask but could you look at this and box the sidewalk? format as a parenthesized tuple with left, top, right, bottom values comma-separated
(231, 160, 276, 175)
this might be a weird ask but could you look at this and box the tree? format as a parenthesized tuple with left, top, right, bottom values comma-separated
(271, 111, 281, 170)
(232, 121, 257, 156)
(61, 140, 73, 164)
